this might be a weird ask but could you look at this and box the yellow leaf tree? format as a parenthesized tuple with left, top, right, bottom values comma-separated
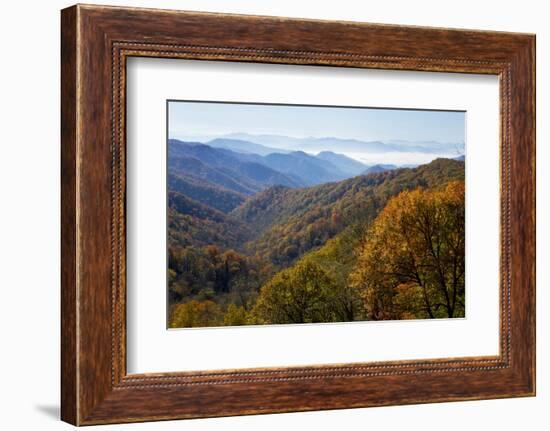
(350, 181, 465, 320)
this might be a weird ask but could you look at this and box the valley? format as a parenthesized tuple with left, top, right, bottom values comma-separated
(167, 138, 466, 328)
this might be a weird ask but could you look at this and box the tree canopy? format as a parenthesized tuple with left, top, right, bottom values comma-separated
(350, 181, 465, 320)
(252, 260, 340, 324)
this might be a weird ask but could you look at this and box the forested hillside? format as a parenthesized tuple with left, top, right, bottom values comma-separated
(233, 158, 464, 265)
(167, 139, 465, 328)
(168, 172, 245, 213)
(168, 191, 250, 250)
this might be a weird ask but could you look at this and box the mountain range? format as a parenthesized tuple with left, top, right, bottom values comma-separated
(168, 150, 465, 268)
(167, 135, 466, 325)
(175, 132, 465, 156)
(168, 138, 468, 217)
(168, 139, 370, 204)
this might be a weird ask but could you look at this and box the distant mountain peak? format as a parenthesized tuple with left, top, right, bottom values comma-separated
(291, 150, 309, 156)
(362, 164, 397, 175)
(209, 137, 250, 145)
(205, 137, 287, 156)
(315, 151, 367, 177)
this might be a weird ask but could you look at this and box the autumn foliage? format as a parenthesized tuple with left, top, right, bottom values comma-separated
(168, 157, 466, 327)
(350, 181, 465, 319)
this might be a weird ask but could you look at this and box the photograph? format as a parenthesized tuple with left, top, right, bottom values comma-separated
(167, 101, 466, 328)
(52, 3, 537, 426)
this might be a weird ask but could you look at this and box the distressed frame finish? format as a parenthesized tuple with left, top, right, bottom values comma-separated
(61, 4, 535, 426)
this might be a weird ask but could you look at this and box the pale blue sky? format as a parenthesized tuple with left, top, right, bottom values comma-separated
(168, 100, 465, 144)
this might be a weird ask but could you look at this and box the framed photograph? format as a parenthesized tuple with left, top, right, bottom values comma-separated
(61, 4, 535, 425)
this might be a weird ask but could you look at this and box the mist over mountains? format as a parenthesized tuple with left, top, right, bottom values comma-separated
(173, 132, 463, 160)
(170, 133, 464, 168)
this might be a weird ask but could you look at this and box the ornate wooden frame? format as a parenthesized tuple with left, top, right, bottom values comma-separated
(61, 4, 536, 425)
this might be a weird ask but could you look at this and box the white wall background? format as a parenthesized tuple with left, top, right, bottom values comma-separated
(0, 0, 546, 429)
